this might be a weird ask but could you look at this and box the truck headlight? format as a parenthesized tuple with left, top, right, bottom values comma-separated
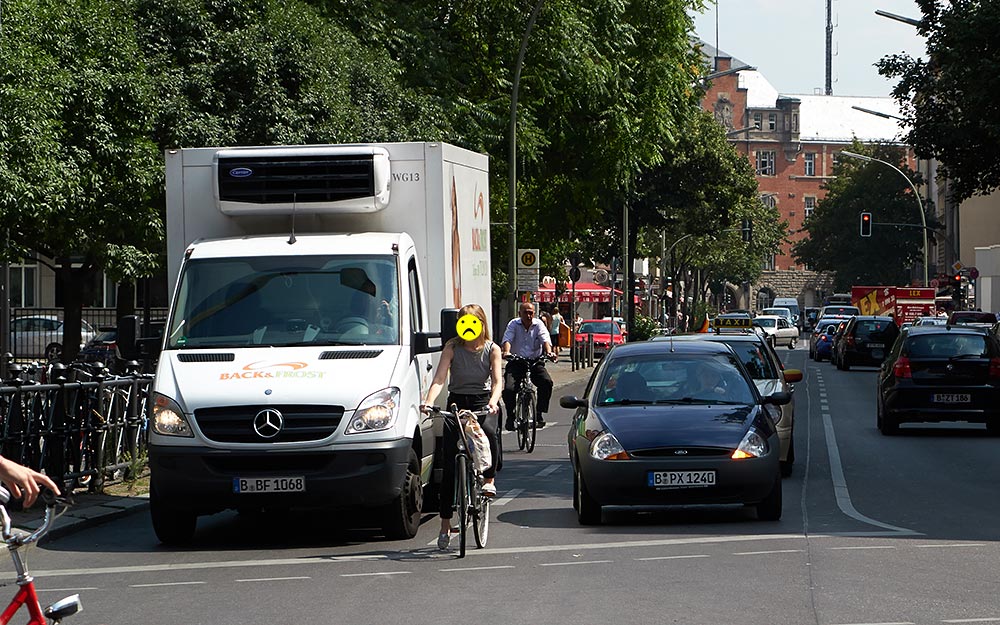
(347, 387, 400, 434)
(152, 393, 193, 437)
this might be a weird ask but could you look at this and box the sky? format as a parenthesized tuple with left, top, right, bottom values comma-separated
(691, 0, 927, 98)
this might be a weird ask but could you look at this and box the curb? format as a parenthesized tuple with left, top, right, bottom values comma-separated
(16, 495, 150, 542)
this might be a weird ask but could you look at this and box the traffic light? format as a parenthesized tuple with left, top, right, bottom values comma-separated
(860, 212, 872, 237)
(568, 251, 582, 283)
(951, 273, 963, 291)
(741, 218, 753, 243)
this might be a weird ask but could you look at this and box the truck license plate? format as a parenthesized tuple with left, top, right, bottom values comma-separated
(648, 471, 715, 488)
(233, 477, 305, 494)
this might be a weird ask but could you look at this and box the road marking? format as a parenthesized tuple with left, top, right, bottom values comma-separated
(916, 543, 985, 549)
(635, 555, 709, 561)
(828, 545, 896, 550)
(236, 576, 310, 583)
(493, 488, 523, 506)
(439, 565, 515, 572)
(37, 587, 100, 592)
(830, 622, 913, 625)
(539, 560, 613, 567)
(130, 581, 207, 588)
(732, 549, 803, 556)
(942, 619, 1000, 623)
(535, 465, 560, 477)
(822, 413, 917, 534)
(340, 571, 410, 578)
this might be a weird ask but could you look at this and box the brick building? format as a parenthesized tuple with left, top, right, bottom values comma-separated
(701, 49, 915, 311)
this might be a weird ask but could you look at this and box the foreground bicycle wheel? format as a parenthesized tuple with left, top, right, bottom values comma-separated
(456, 454, 469, 558)
(473, 484, 490, 548)
(515, 401, 527, 451)
(524, 394, 537, 453)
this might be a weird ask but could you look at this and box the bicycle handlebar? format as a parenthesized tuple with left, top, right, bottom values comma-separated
(0, 486, 73, 546)
(503, 354, 555, 364)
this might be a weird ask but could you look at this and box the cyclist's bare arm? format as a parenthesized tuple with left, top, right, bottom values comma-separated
(487, 343, 503, 413)
(0, 455, 59, 508)
(422, 341, 455, 411)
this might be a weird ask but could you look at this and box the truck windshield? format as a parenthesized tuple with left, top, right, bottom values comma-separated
(167, 255, 399, 349)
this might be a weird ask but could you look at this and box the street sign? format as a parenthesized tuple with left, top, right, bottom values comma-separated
(930, 278, 939, 288)
(517, 249, 539, 270)
(569, 266, 581, 282)
(517, 248, 540, 292)
(969, 266, 980, 280)
(952, 260, 964, 272)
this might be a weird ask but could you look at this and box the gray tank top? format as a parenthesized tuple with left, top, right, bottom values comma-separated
(449, 340, 494, 394)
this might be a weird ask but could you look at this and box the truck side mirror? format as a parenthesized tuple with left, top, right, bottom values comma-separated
(117, 315, 139, 361)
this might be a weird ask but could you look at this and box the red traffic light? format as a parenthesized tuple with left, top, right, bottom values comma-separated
(860, 212, 873, 237)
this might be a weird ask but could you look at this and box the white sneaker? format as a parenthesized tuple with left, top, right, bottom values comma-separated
(437, 532, 451, 550)
(482, 483, 497, 498)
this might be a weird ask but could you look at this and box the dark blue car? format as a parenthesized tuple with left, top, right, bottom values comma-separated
(560, 340, 789, 525)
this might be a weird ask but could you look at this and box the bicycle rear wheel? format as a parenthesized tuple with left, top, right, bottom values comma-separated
(524, 394, 537, 453)
(456, 454, 469, 558)
(473, 483, 490, 548)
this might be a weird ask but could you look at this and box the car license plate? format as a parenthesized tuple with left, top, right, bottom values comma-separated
(648, 471, 716, 488)
(932, 394, 971, 403)
(233, 476, 305, 494)
(867, 343, 884, 349)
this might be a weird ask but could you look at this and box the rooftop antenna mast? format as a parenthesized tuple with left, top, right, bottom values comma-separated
(825, 0, 833, 95)
(288, 193, 298, 245)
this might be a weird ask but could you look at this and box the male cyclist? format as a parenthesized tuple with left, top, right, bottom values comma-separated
(501, 302, 557, 430)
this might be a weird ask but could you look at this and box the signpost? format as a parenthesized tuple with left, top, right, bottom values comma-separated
(516, 248, 540, 296)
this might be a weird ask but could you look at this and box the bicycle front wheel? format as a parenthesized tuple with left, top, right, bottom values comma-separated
(456, 453, 469, 558)
(524, 393, 537, 453)
(473, 485, 490, 548)
(515, 398, 527, 451)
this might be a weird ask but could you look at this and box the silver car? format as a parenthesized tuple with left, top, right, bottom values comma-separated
(10, 315, 96, 361)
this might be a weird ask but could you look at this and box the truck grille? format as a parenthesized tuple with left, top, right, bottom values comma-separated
(194, 405, 344, 443)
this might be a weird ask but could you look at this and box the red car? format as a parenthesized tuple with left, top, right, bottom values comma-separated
(574, 319, 626, 357)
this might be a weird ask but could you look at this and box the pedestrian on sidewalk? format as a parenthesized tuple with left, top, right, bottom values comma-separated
(549, 308, 564, 356)
(420, 303, 502, 550)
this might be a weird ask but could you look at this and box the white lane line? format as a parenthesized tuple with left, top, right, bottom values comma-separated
(829, 622, 914, 625)
(236, 576, 311, 583)
(539, 560, 613, 567)
(828, 545, 896, 550)
(439, 565, 515, 572)
(340, 571, 410, 578)
(916, 543, 985, 549)
(635, 555, 709, 561)
(732, 549, 803, 556)
(822, 413, 917, 534)
(942, 618, 1000, 623)
(535, 465, 560, 477)
(37, 588, 100, 592)
(492, 488, 523, 506)
(130, 581, 207, 588)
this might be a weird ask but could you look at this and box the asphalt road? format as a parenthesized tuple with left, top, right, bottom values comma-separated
(16, 345, 1000, 625)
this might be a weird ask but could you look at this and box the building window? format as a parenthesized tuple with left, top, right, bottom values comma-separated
(761, 193, 776, 208)
(804, 196, 816, 220)
(753, 112, 762, 129)
(804, 153, 815, 176)
(756, 287, 774, 309)
(761, 255, 776, 272)
(768, 113, 777, 131)
(9, 259, 38, 307)
(792, 113, 799, 132)
(756, 151, 776, 176)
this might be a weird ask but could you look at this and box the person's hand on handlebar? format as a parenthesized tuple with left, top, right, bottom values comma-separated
(0, 456, 59, 509)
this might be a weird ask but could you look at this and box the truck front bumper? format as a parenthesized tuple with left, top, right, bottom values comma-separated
(149, 438, 413, 514)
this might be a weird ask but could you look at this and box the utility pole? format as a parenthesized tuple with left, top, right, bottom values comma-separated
(825, 0, 833, 95)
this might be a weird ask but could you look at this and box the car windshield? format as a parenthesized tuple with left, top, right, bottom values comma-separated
(853, 320, 897, 341)
(904, 333, 989, 358)
(596, 353, 756, 405)
(950, 312, 996, 324)
(168, 255, 400, 348)
(720, 342, 779, 379)
(579, 322, 618, 334)
(762, 308, 790, 317)
(823, 306, 860, 316)
(753, 318, 776, 328)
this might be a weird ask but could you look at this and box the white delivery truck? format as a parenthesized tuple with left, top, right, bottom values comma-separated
(142, 142, 491, 544)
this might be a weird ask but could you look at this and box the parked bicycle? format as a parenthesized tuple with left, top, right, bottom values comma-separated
(0, 486, 80, 624)
(422, 405, 491, 557)
(503, 355, 553, 454)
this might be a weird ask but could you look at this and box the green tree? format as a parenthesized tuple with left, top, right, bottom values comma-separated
(0, 0, 162, 361)
(877, 0, 1000, 202)
(792, 143, 928, 291)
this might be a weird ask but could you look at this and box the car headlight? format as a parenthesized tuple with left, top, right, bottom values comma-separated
(590, 431, 631, 460)
(764, 403, 782, 424)
(346, 387, 400, 434)
(152, 393, 193, 437)
(731, 427, 768, 459)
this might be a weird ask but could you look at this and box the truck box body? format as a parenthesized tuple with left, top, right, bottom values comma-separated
(149, 143, 490, 542)
(851, 286, 935, 325)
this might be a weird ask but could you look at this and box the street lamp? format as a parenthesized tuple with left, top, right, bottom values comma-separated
(850, 105, 904, 122)
(840, 150, 929, 286)
(508, 0, 545, 315)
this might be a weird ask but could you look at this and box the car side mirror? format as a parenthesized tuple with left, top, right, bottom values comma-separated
(783, 369, 803, 383)
(560, 395, 587, 409)
(764, 391, 791, 406)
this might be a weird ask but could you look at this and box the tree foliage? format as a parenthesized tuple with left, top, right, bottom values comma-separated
(877, 0, 1000, 202)
(792, 143, 929, 291)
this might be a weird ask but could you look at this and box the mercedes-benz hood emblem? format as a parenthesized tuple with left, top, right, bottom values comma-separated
(253, 409, 284, 439)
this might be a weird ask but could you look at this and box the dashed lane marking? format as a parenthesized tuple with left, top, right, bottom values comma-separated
(492, 488, 523, 506)
(130, 581, 206, 588)
(236, 576, 310, 583)
(439, 565, 515, 572)
(539, 560, 613, 567)
(535, 465, 560, 477)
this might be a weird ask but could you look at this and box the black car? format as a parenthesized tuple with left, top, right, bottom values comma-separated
(78, 326, 118, 365)
(833, 315, 899, 369)
(876, 325, 1000, 435)
(561, 340, 789, 524)
(828, 318, 851, 367)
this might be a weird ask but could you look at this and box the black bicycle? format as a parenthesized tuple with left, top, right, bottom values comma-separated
(504, 355, 552, 453)
(423, 404, 491, 557)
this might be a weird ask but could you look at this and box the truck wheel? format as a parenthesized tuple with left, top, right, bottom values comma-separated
(150, 483, 197, 545)
(381, 448, 423, 539)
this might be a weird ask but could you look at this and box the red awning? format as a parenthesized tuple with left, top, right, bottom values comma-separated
(536, 281, 631, 304)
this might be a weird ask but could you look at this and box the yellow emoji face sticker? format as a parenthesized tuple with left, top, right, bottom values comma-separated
(456, 314, 483, 340)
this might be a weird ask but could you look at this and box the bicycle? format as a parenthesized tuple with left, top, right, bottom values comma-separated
(422, 405, 491, 558)
(0, 487, 81, 624)
(504, 355, 553, 454)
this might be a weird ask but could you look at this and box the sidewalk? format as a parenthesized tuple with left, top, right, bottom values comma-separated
(9, 359, 596, 539)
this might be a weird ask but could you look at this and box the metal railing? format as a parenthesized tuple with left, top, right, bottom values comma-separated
(7, 307, 168, 363)
(0, 362, 153, 492)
